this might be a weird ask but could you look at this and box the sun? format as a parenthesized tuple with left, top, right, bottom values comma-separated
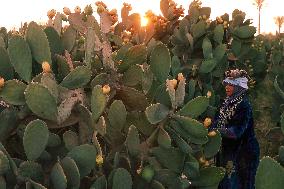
(141, 16, 149, 27)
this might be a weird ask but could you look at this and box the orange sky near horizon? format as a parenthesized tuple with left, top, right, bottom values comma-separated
(1, 0, 283, 34)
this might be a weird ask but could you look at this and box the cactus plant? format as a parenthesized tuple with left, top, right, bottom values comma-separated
(25, 83, 58, 121)
(8, 35, 32, 81)
(50, 162, 67, 189)
(0, 80, 26, 105)
(0, 1, 282, 188)
(255, 157, 284, 189)
(0, 47, 14, 80)
(26, 21, 52, 65)
(23, 119, 49, 160)
(150, 43, 171, 83)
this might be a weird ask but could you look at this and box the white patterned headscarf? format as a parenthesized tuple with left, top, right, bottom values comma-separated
(216, 69, 249, 129)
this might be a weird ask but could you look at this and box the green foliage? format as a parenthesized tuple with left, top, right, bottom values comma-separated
(122, 65, 142, 86)
(90, 175, 107, 189)
(56, 55, 71, 81)
(50, 162, 67, 189)
(145, 103, 170, 124)
(178, 96, 209, 118)
(174, 115, 208, 139)
(214, 25, 224, 44)
(0, 80, 26, 105)
(112, 168, 132, 189)
(23, 119, 49, 160)
(0, 1, 281, 188)
(26, 21, 52, 65)
(158, 128, 172, 148)
(191, 21, 206, 39)
(274, 75, 284, 99)
(44, 26, 64, 56)
(66, 144, 97, 178)
(202, 37, 213, 59)
(18, 161, 44, 183)
(91, 85, 107, 122)
(108, 100, 127, 131)
(183, 158, 200, 179)
(63, 130, 79, 151)
(0, 151, 10, 175)
(255, 157, 284, 189)
(61, 26, 77, 52)
(141, 165, 155, 183)
(60, 157, 80, 189)
(151, 180, 165, 189)
(0, 47, 14, 80)
(150, 43, 171, 82)
(204, 130, 222, 158)
(118, 44, 147, 72)
(153, 169, 182, 188)
(281, 113, 284, 135)
(60, 66, 92, 89)
(199, 59, 217, 74)
(151, 147, 185, 173)
(125, 125, 140, 157)
(47, 133, 61, 147)
(25, 83, 58, 121)
(233, 25, 256, 39)
(190, 167, 225, 187)
(7, 35, 32, 81)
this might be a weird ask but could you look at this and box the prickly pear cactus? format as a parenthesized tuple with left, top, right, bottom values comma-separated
(0, 0, 282, 188)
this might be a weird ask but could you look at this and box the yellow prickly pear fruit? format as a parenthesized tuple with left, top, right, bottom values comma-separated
(0, 77, 4, 88)
(202, 15, 207, 19)
(102, 85, 111, 94)
(208, 131, 217, 137)
(199, 157, 206, 164)
(204, 160, 210, 167)
(42, 61, 51, 73)
(171, 79, 178, 88)
(123, 38, 130, 43)
(203, 118, 212, 128)
(74, 6, 81, 14)
(63, 7, 71, 15)
(177, 73, 184, 81)
(47, 9, 56, 19)
(136, 166, 142, 174)
(96, 155, 104, 165)
(207, 91, 212, 98)
(97, 5, 106, 14)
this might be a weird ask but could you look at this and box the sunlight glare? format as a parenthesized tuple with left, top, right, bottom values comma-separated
(0, 0, 282, 33)
(141, 16, 148, 27)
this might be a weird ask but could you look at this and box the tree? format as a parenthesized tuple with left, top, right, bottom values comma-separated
(274, 16, 284, 34)
(253, 0, 265, 34)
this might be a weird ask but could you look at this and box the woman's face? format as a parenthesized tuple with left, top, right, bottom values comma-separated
(225, 84, 234, 96)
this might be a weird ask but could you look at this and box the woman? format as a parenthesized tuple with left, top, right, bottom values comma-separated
(209, 69, 260, 189)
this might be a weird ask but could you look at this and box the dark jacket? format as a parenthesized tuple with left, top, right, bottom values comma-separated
(209, 96, 260, 189)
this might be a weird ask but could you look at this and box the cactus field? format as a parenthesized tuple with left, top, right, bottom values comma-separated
(0, 0, 283, 188)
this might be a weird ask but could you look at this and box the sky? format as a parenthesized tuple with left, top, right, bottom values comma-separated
(1, 0, 283, 34)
